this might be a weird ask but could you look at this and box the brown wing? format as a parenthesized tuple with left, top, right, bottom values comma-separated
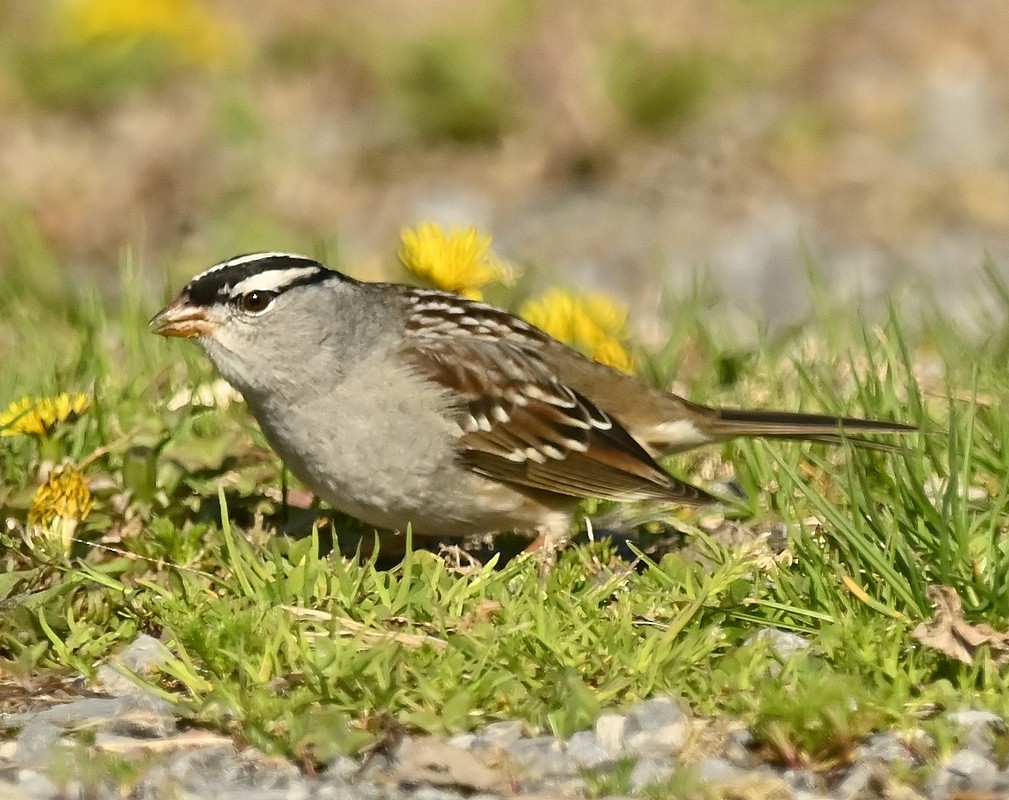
(397, 322, 716, 506)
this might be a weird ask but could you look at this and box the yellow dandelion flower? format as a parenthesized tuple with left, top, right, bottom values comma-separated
(0, 393, 91, 438)
(399, 222, 512, 300)
(58, 0, 242, 69)
(28, 468, 94, 528)
(519, 289, 634, 373)
(28, 468, 94, 556)
(589, 337, 635, 374)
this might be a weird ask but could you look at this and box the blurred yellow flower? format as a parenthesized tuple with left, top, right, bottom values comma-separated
(0, 393, 91, 437)
(28, 468, 94, 528)
(28, 468, 94, 556)
(399, 223, 512, 300)
(520, 289, 634, 373)
(59, 0, 241, 69)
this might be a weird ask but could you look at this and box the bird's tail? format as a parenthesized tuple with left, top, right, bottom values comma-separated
(697, 407, 916, 451)
(649, 405, 917, 454)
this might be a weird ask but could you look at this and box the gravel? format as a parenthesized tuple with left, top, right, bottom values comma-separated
(4, 690, 1009, 799)
(928, 748, 1002, 798)
(945, 709, 1006, 759)
(565, 730, 612, 768)
(622, 696, 690, 758)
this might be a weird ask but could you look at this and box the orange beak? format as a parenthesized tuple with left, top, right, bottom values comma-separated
(149, 297, 215, 339)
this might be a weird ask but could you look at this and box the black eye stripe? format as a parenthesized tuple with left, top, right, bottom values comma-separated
(184, 255, 343, 307)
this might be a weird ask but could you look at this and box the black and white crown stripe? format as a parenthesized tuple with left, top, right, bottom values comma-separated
(202, 252, 307, 275)
(228, 267, 322, 296)
(184, 252, 341, 307)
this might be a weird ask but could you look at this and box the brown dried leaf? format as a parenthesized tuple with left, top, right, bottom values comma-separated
(912, 586, 1009, 665)
(94, 731, 233, 754)
(455, 600, 504, 632)
(281, 605, 448, 651)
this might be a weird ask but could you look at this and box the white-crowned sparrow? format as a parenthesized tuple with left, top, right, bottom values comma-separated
(151, 252, 914, 544)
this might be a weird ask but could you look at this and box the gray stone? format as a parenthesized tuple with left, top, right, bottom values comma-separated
(857, 732, 911, 764)
(316, 782, 385, 800)
(324, 755, 359, 781)
(946, 709, 1004, 731)
(622, 697, 689, 757)
(594, 713, 627, 754)
(506, 735, 558, 764)
(928, 748, 999, 797)
(834, 762, 878, 800)
(13, 719, 62, 768)
(215, 790, 309, 800)
(111, 692, 177, 737)
(17, 696, 124, 726)
(0, 779, 37, 800)
(506, 736, 575, 779)
(313, 781, 356, 800)
(408, 787, 465, 800)
(752, 628, 811, 659)
(15, 769, 60, 798)
(783, 768, 817, 792)
(160, 744, 299, 792)
(93, 634, 174, 697)
(566, 730, 611, 768)
(626, 697, 687, 730)
(628, 757, 674, 793)
(355, 752, 395, 783)
(258, 784, 311, 799)
(697, 757, 737, 782)
(475, 720, 524, 748)
(194, 748, 252, 789)
(6, 692, 175, 739)
(447, 733, 476, 751)
(724, 727, 754, 765)
(947, 709, 1006, 757)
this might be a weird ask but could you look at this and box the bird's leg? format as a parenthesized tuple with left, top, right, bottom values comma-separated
(522, 511, 575, 574)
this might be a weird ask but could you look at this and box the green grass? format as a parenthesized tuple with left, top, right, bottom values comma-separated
(2, 250, 1008, 779)
(606, 41, 714, 134)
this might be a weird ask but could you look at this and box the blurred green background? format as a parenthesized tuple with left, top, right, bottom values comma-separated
(1, 0, 1007, 325)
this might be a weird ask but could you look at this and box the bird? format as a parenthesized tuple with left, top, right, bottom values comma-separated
(150, 252, 914, 549)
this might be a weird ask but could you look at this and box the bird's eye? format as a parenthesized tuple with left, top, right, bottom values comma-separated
(239, 291, 277, 314)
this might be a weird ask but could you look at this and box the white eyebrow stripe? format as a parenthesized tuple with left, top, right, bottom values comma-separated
(203, 252, 310, 276)
(228, 267, 322, 296)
